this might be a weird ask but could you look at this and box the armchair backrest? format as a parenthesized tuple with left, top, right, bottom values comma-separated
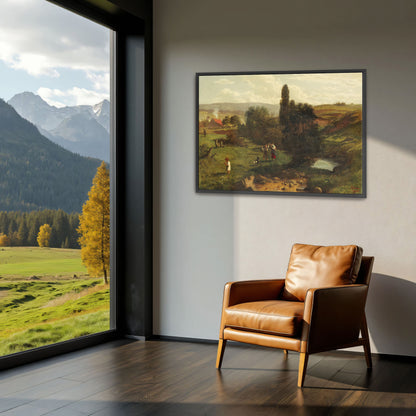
(281, 244, 364, 302)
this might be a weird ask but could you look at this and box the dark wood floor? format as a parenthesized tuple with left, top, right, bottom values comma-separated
(0, 339, 415, 416)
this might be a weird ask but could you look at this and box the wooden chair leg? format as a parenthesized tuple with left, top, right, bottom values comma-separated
(216, 339, 227, 369)
(361, 314, 372, 369)
(297, 352, 308, 388)
(283, 349, 288, 357)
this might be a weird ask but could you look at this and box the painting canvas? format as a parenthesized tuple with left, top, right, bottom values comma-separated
(196, 70, 366, 196)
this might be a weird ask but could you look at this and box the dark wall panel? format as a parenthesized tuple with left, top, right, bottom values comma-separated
(116, 31, 153, 337)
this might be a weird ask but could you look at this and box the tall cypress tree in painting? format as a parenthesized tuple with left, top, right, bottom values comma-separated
(78, 161, 110, 284)
(279, 84, 290, 129)
(279, 84, 320, 163)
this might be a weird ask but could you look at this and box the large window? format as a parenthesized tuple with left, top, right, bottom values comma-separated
(0, 0, 112, 356)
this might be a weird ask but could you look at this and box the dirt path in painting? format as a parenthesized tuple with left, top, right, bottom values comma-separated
(0, 290, 9, 300)
(242, 175, 308, 193)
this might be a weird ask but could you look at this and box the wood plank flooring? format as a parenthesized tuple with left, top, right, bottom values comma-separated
(0, 339, 415, 415)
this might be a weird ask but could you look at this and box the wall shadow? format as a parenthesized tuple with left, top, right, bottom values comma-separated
(366, 273, 416, 357)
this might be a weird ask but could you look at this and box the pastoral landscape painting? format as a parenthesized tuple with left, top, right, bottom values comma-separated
(197, 71, 365, 196)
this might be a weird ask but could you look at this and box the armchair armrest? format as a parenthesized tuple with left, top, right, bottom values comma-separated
(219, 279, 285, 338)
(301, 284, 368, 353)
(223, 279, 286, 308)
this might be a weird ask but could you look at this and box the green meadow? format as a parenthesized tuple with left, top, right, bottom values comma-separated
(0, 247, 110, 356)
(0, 247, 87, 278)
(199, 133, 291, 190)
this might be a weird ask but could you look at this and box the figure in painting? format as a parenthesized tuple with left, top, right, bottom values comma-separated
(225, 157, 231, 174)
(271, 143, 277, 160)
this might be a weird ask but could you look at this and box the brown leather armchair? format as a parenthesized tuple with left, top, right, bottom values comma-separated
(216, 244, 374, 387)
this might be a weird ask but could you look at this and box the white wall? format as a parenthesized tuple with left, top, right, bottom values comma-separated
(153, 0, 416, 356)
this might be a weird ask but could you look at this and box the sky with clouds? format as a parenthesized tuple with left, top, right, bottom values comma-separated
(199, 72, 363, 106)
(0, 0, 110, 107)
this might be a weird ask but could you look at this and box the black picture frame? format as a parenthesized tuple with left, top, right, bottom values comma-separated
(196, 69, 366, 197)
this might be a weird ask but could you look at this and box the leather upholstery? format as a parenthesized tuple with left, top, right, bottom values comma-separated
(223, 327, 302, 351)
(282, 244, 363, 301)
(224, 300, 304, 337)
(225, 279, 285, 307)
(216, 253, 374, 387)
(219, 279, 285, 338)
(302, 284, 368, 353)
(216, 250, 374, 387)
(356, 256, 374, 285)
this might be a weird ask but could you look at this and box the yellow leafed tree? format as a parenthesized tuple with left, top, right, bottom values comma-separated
(0, 233, 9, 247)
(37, 224, 52, 247)
(78, 161, 110, 284)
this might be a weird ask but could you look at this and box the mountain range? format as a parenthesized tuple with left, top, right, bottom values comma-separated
(8, 92, 110, 162)
(0, 99, 102, 213)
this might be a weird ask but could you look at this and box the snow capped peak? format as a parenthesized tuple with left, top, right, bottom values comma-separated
(7, 92, 110, 160)
(93, 99, 110, 117)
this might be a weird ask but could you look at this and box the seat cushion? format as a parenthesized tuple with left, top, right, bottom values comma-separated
(281, 244, 363, 301)
(224, 300, 304, 337)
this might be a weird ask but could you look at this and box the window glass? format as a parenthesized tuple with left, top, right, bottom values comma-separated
(0, 0, 111, 356)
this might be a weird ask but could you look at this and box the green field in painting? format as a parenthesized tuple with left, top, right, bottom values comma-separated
(198, 133, 291, 191)
(198, 104, 363, 195)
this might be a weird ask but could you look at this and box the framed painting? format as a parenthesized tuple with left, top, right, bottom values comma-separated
(196, 70, 366, 197)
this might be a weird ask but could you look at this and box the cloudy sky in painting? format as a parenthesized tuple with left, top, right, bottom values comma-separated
(0, 0, 110, 107)
(199, 72, 363, 106)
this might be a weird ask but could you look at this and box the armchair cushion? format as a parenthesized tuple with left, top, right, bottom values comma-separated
(224, 300, 304, 337)
(282, 244, 363, 301)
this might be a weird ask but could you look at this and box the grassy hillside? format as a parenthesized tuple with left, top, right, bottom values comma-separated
(0, 310, 109, 356)
(314, 104, 361, 127)
(0, 247, 109, 356)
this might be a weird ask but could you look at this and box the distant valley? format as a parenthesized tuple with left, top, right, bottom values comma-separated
(199, 102, 280, 122)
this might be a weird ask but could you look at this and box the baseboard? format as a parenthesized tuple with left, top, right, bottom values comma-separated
(124, 334, 149, 341)
(377, 353, 416, 362)
(149, 334, 218, 344)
